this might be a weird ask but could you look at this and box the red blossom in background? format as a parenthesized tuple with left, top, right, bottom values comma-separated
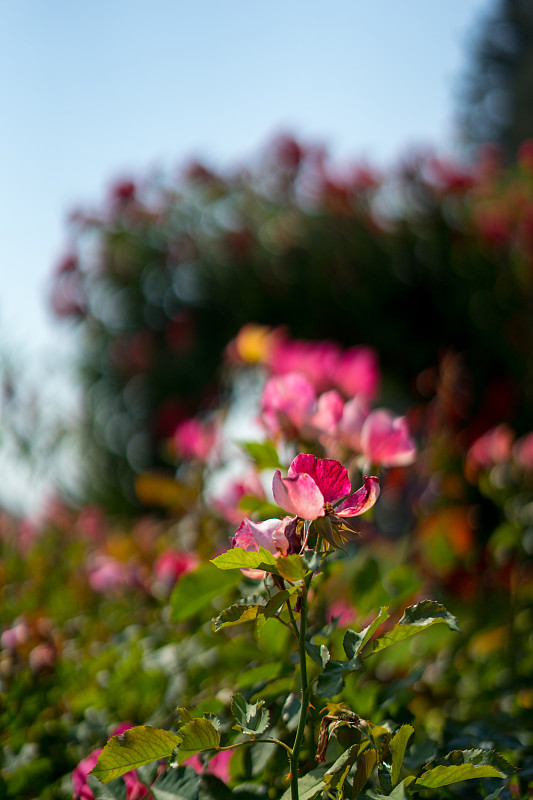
(173, 417, 218, 462)
(360, 410, 416, 467)
(467, 423, 514, 471)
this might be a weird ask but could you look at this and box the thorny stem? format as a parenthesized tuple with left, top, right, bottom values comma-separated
(289, 571, 313, 800)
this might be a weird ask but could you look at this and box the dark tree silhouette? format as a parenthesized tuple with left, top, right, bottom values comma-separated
(460, 0, 533, 161)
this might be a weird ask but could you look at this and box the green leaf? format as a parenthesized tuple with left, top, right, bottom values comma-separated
(86, 775, 126, 800)
(213, 601, 266, 631)
(305, 642, 330, 668)
(440, 748, 513, 775)
(365, 782, 410, 800)
(151, 766, 201, 800)
(352, 748, 377, 798)
(240, 440, 282, 469)
(231, 692, 270, 735)
(90, 726, 182, 784)
(280, 768, 326, 800)
(323, 743, 360, 795)
(343, 607, 390, 660)
(390, 725, 414, 787)
(264, 589, 291, 616)
(276, 553, 308, 582)
(170, 562, 240, 622)
(198, 773, 234, 800)
(316, 660, 346, 698)
(211, 546, 278, 573)
(237, 661, 280, 689)
(415, 763, 505, 788)
(369, 601, 460, 655)
(177, 718, 221, 764)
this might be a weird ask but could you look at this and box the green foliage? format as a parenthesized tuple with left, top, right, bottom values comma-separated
(91, 726, 181, 783)
(170, 562, 240, 622)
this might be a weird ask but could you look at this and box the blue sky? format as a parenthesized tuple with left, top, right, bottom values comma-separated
(0, 0, 492, 358)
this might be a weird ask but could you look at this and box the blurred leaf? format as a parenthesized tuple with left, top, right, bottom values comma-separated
(176, 718, 220, 764)
(91, 726, 181, 784)
(151, 766, 201, 800)
(170, 562, 240, 622)
(87, 775, 127, 800)
(239, 441, 282, 469)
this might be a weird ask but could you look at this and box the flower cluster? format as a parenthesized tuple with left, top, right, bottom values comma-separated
(232, 453, 379, 571)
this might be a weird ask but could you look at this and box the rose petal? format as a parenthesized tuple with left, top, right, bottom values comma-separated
(273, 470, 325, 520)
(335, 475, 380, 517)
(288, 454, 352, 502)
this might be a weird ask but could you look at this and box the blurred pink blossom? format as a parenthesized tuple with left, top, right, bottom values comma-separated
(212, 472, 266, 524)
(184, 748, 234, 783)
(513, 432, 533, 470)
(173, 417, 217, 462)
(260, 372, 316, 437)
(88, 555, 130, 593)
(360, 410, 416, 467)
(327, 600, 357, 627)
(268, 338, 340, 393)
(1, 619, 30, 650)
(152, 550, 198, 593)
(467, 424, 514, 470)
(308, 390, 345, 437)
(334, 346, 380, 401)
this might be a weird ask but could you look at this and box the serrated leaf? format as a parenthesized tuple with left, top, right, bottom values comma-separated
(231, 693, 270, 735)
(390, 725, 414, 786)
(213, 602, 266, 631)
(305, 642, 330, 667)
(416, 763, 505, 788)
(177, 719, 220, 764)
(91, 726, 182, 784)
(150, 766, 201, 800)
(240, 440, 282, 469)
(170, 562, 240, 622)
(369, 601, 460, 655)
(210, 546, 279, 573)
(440, 748, 514, 775)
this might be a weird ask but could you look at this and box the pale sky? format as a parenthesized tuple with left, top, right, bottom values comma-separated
(1, 0, 491, 354)
(0, 0, 492, 513)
